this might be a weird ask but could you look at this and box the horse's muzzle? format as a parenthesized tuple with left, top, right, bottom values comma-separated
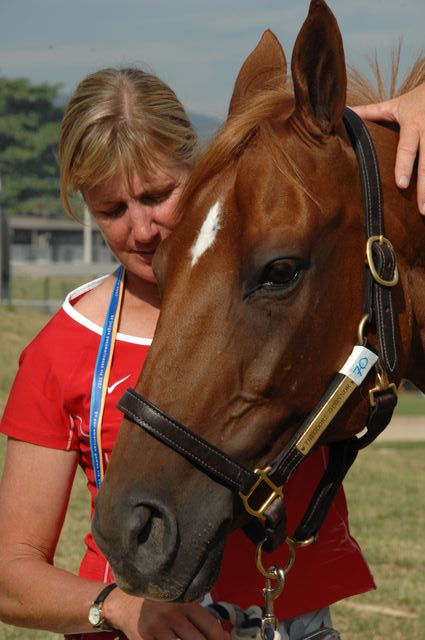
(92, 481, 234, 600)
(92, 487, 180, 594)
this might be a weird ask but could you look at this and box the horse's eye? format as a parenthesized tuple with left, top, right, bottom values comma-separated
(259, 258, 300, 288)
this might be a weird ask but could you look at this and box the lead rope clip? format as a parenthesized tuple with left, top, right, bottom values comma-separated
(255, 538, 297, 640)
(260, 565, 284, 640)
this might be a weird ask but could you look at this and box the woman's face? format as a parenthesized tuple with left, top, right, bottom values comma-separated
(84, 166, 190, 285)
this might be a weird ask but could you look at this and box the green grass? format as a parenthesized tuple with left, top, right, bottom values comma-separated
(332, 441, 425, 639)
(394, 390, 425, 415)
(0, 306, 49, 411)
(0, 307, 424, 639)
(10, 276, 85, 303)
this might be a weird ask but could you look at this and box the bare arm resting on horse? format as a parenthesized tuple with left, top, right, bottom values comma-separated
(353, 82, 425, 213)
(0, 441, 229, 640)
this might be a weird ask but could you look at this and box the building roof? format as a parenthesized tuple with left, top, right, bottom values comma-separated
(8, 215, 84, 231)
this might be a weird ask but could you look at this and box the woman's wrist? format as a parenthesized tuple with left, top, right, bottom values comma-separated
(101, 586, 143, 632)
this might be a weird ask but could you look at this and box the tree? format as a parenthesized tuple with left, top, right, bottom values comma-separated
(0, 77, 68, 218)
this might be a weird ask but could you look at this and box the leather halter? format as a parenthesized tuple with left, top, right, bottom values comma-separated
(118, 107, 399, 552)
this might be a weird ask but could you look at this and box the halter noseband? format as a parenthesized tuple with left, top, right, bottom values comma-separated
(118, 107, 399, 553)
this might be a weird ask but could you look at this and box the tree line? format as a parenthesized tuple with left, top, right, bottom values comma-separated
(0, 77, 72, 219)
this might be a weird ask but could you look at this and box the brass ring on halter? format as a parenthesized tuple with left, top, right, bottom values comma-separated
(287, 535, 316, 549)
(255, 537, 296, 578)
(357, 313, 369, 346)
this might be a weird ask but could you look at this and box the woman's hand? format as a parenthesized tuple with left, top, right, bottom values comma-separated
(104, 590, 230, 640)
(352, 82, 425, 214)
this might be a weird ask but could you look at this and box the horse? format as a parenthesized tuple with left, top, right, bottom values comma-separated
(93, 0, 425, 603)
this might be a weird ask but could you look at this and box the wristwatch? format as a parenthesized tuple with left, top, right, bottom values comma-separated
(88, 582, 117, 630)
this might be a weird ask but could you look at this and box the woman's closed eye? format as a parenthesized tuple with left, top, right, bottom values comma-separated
(93, 192, 171, 215)
(95, 203, 127, 217)
(140, 189, 173, 206)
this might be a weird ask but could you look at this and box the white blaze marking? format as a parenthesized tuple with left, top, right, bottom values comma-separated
(191, 200, 222, 266)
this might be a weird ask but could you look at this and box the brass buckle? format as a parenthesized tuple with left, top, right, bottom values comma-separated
(369, 365, 398, 407)
(239, 466, 283, 520)
(366, 235, 399, 287)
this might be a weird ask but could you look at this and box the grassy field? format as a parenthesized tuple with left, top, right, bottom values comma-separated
(0, 307, 48, 411)
(0, 306, 424, 639)
(10, 276, 85, 304)
(332, 441, 425, 639)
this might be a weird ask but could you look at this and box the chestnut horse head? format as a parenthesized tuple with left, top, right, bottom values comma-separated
(93, 0, 425, 602)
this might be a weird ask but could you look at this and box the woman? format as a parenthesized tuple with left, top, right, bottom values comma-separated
(0, 66, 423, 640)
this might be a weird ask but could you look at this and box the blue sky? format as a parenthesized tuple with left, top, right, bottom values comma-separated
(0, 0, 423, 119)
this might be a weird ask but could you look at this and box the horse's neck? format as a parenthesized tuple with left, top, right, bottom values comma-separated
(370, 122, 425, 390)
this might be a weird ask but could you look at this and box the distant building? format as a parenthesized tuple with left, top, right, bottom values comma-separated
(9, 215, 114, 264)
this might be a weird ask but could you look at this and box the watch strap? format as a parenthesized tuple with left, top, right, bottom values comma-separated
(93, 582, 118, 605)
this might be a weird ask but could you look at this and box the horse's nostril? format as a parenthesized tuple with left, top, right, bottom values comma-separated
(124, 501, 178, 569)
(136, 505, 161, 546)
(125, 503, 150, 545)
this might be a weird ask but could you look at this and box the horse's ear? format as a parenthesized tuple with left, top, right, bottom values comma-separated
(291, 0, 346, 135)
(228, 30, 287, 116)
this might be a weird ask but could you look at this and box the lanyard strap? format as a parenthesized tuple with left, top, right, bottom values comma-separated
(90, 265, 125, 488)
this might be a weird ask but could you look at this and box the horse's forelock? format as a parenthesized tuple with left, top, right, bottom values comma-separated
(178, 87, 294, 216)
(178, 85, 328, 220)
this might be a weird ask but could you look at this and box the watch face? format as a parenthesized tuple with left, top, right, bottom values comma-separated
(88, 604, 102, 626)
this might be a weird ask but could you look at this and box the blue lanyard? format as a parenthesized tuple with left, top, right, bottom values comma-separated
(89, 265, 125, 488)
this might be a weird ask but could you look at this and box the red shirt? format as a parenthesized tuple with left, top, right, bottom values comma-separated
(1, 276, 374, 624)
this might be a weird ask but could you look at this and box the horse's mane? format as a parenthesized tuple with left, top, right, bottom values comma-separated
(180, 50, 425, 215)
(347, 45, 425, 104)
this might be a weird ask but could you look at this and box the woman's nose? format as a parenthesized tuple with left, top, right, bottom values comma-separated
(128, 204, 160, 242)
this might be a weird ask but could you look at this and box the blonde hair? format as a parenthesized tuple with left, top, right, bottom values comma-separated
(59, 67, 199, 218)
